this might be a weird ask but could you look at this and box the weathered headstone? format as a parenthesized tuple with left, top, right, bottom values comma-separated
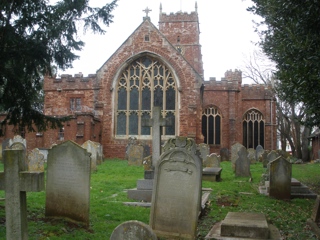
(262, 150, 270, 168)
(110, 220, 157, 240)
(247, 148, 256, 164)
(9, 135, 27, 149)
(235, 146, 251, 177)
(204, 153, 220, 168)
(220, 148, 230, 161)
(0, 149, 44, 240)
(45, 140, 91, 227)
(142, 106, 172, 167)
(266, 150, 280, 168)
(149, 136, 202, 239)
(27, 148, 45, 171)
(269, 156, 291, 200)
(82, 140, 99, 171)
(256, 145, 264, 162)
(197, 143, 210, 165)
(231, 142, 245, 171)
(128, 144, 145, 166)
(125, 136, 137, 159)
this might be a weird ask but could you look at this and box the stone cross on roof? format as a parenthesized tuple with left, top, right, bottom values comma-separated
(143, 7, 152, 17)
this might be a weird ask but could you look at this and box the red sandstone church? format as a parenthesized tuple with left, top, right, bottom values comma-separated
(0, 5, 277, 158)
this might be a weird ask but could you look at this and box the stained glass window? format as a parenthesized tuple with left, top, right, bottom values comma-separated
(115, 56, 177, 137)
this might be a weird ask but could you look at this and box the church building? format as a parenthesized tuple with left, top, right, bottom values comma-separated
(0, 4, 277, 158)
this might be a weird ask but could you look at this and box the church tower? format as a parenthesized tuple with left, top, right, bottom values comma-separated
(158, 3, 204, 77)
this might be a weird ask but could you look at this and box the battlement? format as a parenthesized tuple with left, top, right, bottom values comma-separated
(241, 84, 274, 98)
(159, 11, 198, 22)
(54, 73, 97, 82)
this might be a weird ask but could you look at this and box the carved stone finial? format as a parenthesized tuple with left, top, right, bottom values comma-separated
(143, 7, 152, 17)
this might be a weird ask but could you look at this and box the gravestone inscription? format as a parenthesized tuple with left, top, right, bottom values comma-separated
(45, 140, 91, 227)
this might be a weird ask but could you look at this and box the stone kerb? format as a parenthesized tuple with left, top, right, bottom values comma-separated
(45, 140, 91, 227)
(150, 136, 202, 239)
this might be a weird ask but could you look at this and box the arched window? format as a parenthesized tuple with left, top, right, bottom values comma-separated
(202, 106, 221, 145)
(115, 56, 177, 138)
(243, 109, 264, 148)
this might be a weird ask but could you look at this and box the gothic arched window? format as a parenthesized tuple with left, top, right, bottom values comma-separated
(243, 109, 265, 149)
(201, 106, 221, 145)
(115, 56, 177, 138)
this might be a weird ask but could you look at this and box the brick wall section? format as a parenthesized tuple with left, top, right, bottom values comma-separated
(203, 70, 277, 154)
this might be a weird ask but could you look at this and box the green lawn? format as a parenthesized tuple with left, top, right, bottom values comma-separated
(0, 159, 319, 239)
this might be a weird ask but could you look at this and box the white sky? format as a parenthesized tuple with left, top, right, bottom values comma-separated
(60, 0, 261, 81)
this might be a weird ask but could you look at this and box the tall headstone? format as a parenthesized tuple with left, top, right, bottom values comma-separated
(231, 142, 245, 171)
(150, 137, 202, 239)
(45, 140, 91, 227)
(0, 149, 44, 240)
(82, 140, 98, 171)
(204, 153, 220, 168)
(255, 145, 264, 162)
(269, 156, 292, 200)
(220, 148, 230, 161)
(9, 135, 27, 149)
(27, 148, 45, 171)
(247, 148, 256, 164)
(110, 221, 157, 240)
(235, 146, 251, 177)
(142, 106, 172, 167)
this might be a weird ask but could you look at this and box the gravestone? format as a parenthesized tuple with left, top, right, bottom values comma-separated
(311, 195, 320, 222)
(269, 156, 291, 200)
(204, 153, 220, 168)
(128, 144, 145, 166)
(262, 150, 270, 168)
(96, 142, 103, 164)
(231, 142, 245, 171)
(197, 143, 210, 165)
(38, 148, 48, 162)
(220, 148, 230, 161)
(10, 142, 27, 170)
(9, 135, 27, 149)
(27, 148, 45, 171)
(82, 140, 99, 171)
(235, 146, 251, 177)
(247, 148, 256, 164)
(142, 106, 172, 167)
(149, 136, 202, 239)
(0, 149, 44, 240)
(256, 145, 264, 162)
(125, 136, 137, 159)
(110, 220, 157, 240)
(45, 140, 91, 227)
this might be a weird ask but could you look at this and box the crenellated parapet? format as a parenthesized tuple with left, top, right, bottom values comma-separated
(44, 73, 98, 91)
(204, 69, 242, 91)
(159, 11, 198, 22)
(241, 83, 274, 99)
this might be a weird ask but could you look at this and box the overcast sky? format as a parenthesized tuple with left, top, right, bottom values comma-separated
(60, 0, 261, 81)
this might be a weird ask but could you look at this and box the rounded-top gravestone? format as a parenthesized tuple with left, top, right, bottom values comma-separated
(110, 220, 157, 240)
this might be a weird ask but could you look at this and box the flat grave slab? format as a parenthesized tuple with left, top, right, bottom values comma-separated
(202, 167, 222, 182)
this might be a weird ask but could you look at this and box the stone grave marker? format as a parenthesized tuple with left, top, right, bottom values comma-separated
(269, 156, 291, 200)
(197, 143, 210, 165)
(96, 142, 103, 164)
(0, 149, 44, 240)
(82, 140, 99, 171)
(45, 140, 91, 227)
(27, 148, 45, 171)
(149, 136, 202, 239)
(311, 195, 320, 222)
(125, 136, 137, 159)
(262, 150, 270, 168)
(110, 220, 157, 240)
(235, 146, 251, 177)
(9, 135, 27, 149)
(220, 147, 230, 161)
(256, 145, 264, 162)
(247, 148, 256, 164)
(142, 106, 172, 167)
(127, 144, 145, 166)
(204, 153, 220, 168)
(231, 142, 245, 171)
(266, 150, 280, 169)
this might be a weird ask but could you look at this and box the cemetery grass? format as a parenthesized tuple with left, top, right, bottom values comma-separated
(0, 161, 319, 239)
